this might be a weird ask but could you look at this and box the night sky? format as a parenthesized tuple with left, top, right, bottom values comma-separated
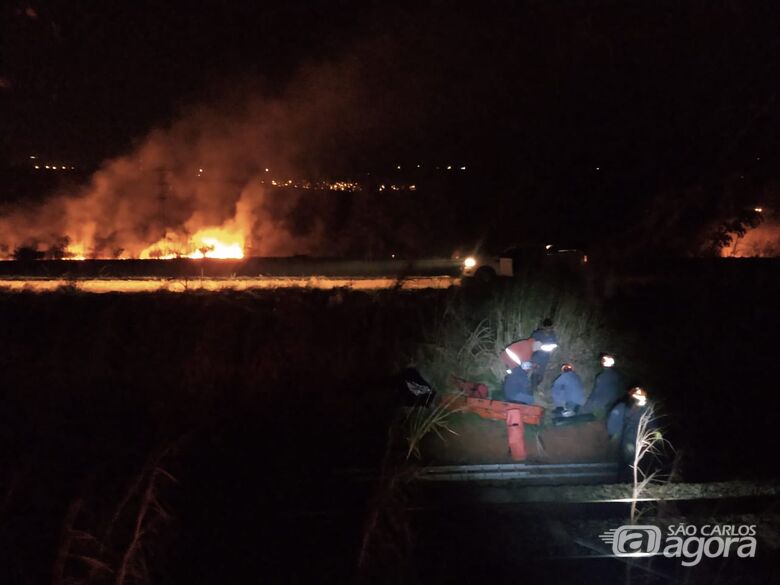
(2, 1, 780, 251)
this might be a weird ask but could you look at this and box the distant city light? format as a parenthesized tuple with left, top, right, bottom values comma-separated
(33, 163, 76, 170)
(258, 176, 385, 193)
(596, 166, 601, 171)
(754, 207, 764, 213)
(460, 166, 466, 170)
(29, 155, 36, 159)
(446, 165, 452, 170)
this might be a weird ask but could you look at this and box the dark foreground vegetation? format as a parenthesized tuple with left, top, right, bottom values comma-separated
(1, 260, 779, 583)
(0, 257, 461, 278)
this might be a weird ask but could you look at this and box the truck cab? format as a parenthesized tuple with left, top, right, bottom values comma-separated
(461, 244, 587, 280)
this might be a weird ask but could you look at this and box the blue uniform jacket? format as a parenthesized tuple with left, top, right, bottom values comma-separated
(530, 328, 558, 372)
(607, 402, 650, 443)
(584, 368, 625, 414)
(503, 367, 535, 404)
(551, 370, 585, 408)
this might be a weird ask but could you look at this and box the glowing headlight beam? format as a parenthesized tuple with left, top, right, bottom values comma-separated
(464, 256, 477, 268)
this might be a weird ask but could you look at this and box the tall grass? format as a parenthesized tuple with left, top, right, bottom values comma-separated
(52, 443, 179, 585)
(403, 395, 463, 460)
(629, 407, 673, 523)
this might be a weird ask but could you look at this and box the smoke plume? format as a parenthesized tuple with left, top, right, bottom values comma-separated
(0, 61, 395, 259)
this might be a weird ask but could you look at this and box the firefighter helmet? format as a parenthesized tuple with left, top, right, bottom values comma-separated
(629, 386, 648, 406)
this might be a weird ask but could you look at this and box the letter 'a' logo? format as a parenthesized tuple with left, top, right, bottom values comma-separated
(600, 525, 662, 557)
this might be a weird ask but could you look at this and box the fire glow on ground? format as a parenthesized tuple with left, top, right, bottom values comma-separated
(0, 276, 459, 293)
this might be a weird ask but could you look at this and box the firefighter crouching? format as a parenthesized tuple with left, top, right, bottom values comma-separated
(530, 318, 558, 390)
(550, 363, 586, 416)
(582, 353, 626, 418)
(503, 360, 535, 405)
(607, 386, 651, 465)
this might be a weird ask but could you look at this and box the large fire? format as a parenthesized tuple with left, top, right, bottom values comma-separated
(138, 227, 245, 260)
(0, 62, 388, 262)
(55, 226, 246, 260)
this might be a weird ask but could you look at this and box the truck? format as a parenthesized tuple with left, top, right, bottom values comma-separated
(461, 244, 588, 281)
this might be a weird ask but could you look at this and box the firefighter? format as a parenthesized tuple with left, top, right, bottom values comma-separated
(503, 360, 535, 405)
(582, 353, 626, 417)
(501, 338, 535, 370)
(550, 363, 585, 415)
(530, 318, 558, 389)
(607, 386, 651, 466)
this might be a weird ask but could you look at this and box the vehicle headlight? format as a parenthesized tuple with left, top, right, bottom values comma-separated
(464, 256, 477, 268)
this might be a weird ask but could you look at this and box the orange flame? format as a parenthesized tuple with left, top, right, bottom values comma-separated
(64, 243, 88, 260)
(139, 226, 245, 260)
